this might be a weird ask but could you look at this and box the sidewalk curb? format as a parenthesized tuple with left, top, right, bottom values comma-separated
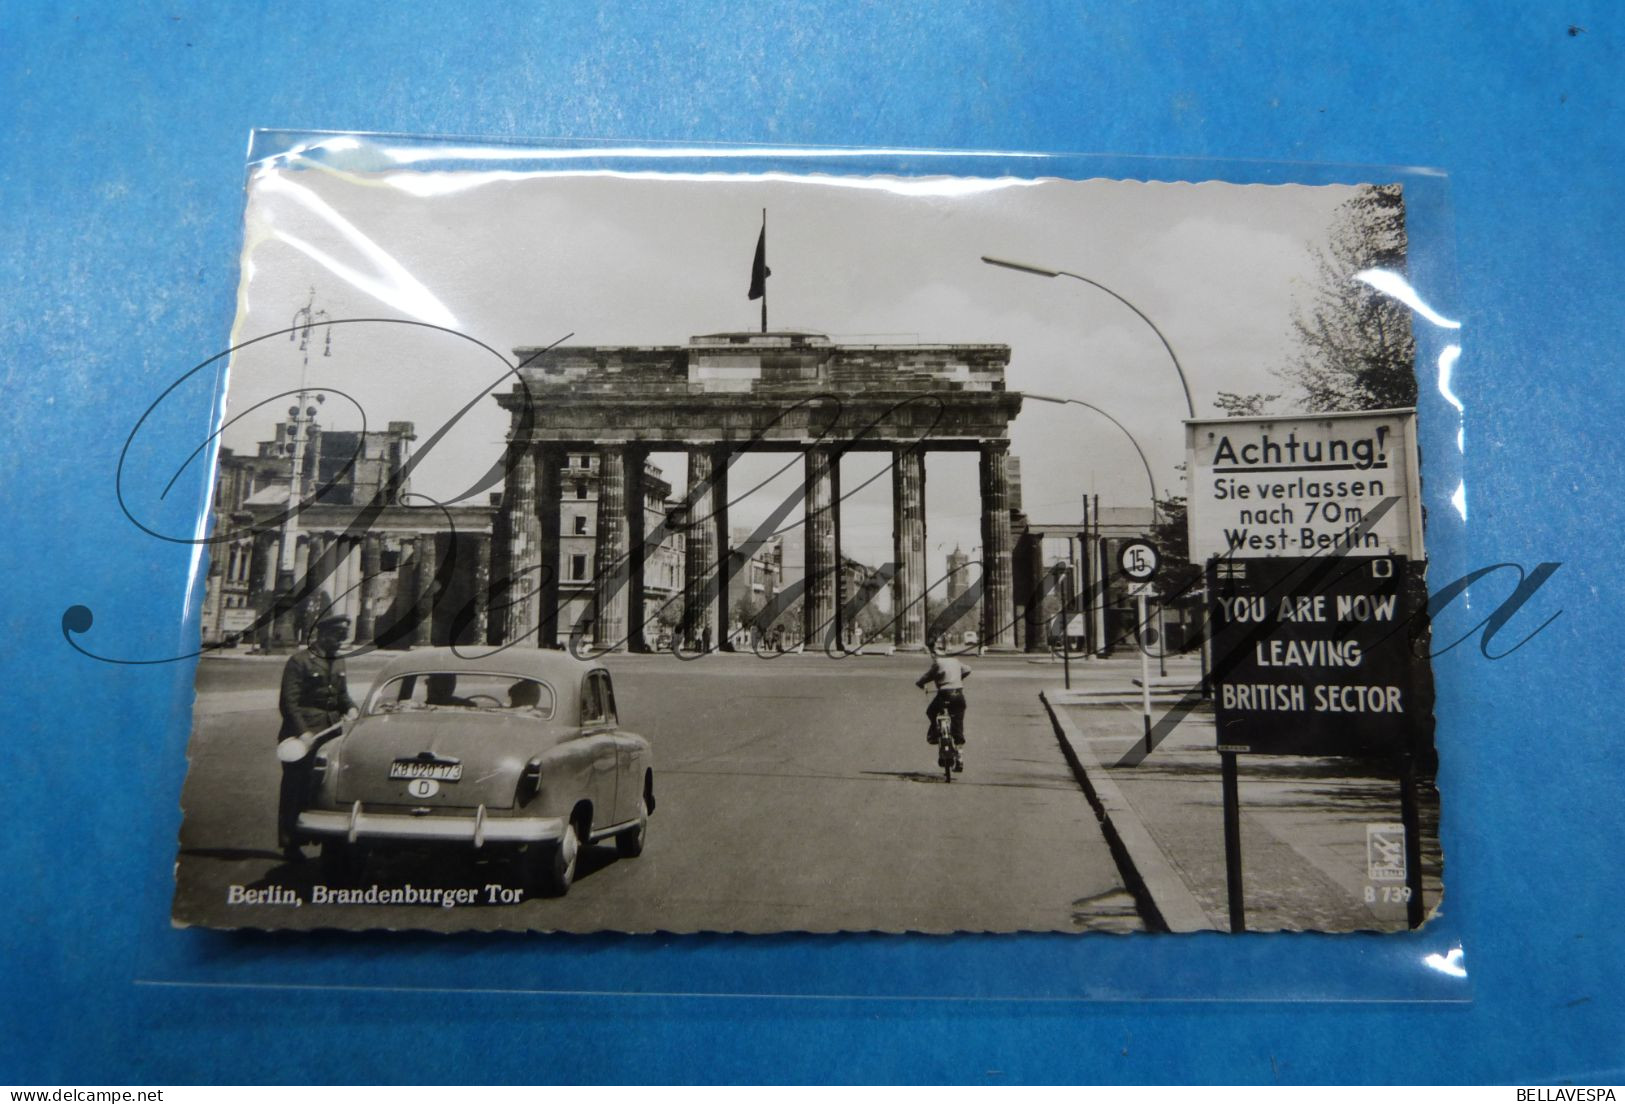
(1046, 688, 1192, 705)
(1039, 690, 1214, 934)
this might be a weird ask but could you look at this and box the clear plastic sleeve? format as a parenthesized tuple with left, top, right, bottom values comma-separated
(106, 133, 1473, 1001)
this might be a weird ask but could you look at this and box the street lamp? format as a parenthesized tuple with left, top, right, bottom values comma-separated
(985, 254, 1196, 680)
(981, 256, 1196, 420)
(274, 289, 332, 643)
(1023, 391, 1170, 677)
(279, 290, 332, 571)
(1023, 393, 1158, 514)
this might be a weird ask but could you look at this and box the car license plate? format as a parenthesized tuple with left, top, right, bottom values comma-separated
(389, 759, 463, 782)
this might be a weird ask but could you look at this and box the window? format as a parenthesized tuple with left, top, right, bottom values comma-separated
(367, 673, 555, 720)
(580, 674, 605, 725)
(573, 515, 588, 535)
(581, 671, 616, 727)
(579, 455, 591, 469)
(576, 483, 587, 500)
(570, 554, 588, 580)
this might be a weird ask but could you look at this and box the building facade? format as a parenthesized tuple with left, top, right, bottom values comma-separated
(554, 452, 686, 649)
(200, 420, 427, 648)
(204, 332, 1164, 659)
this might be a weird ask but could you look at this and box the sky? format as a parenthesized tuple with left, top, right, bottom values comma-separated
(220, 155, 1368, 571)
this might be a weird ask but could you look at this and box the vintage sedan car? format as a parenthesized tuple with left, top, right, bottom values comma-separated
(292, 647, 653, 896)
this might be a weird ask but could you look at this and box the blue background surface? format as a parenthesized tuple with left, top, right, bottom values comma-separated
(2, 1, 1620, 1084)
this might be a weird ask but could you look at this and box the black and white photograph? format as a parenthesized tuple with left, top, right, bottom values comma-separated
(172, 152, 1442, 933)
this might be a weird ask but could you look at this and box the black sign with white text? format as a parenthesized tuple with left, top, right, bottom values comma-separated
(1208, 555, 1428, 758)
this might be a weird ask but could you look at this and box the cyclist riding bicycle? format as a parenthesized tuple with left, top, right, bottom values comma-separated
(915, 638, 971, 746)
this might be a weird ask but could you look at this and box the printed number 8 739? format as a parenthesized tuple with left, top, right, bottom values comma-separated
(1364, 885, 1412, 903)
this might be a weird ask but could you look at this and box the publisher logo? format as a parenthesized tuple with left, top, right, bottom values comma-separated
(1366, 823, 1406, 881)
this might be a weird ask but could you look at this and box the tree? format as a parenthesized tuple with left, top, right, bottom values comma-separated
(852, 600, 892, 643)
(732, 592, 764, 630)
(1150, 494, 1201, 599)
(1212, 390, 1280, 418)
(653, 597, 683, 629)
(1281, 183, 1417, 412)
(737, 591, 802, 648)
(1147, 494, 1205, 656)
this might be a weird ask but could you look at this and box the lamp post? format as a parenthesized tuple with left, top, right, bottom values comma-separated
(1024, 393, 1157, 513)
(985, 255, 1195, 678)
(1023, 391, 1169, 677)
(274, 289, 332, 643)
(981, 256, 1196, 420)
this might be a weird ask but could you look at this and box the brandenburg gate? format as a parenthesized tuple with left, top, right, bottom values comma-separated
(492, 332, 1023, 652)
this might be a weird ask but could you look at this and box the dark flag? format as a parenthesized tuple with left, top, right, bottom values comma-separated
(748, 223, 770, 300)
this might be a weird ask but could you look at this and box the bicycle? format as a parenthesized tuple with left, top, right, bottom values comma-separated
(932, 709, 963, 782)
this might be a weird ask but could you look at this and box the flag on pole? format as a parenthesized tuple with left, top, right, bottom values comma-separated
(748, 219, 770, 300)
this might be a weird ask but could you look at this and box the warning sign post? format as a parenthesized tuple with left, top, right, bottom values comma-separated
(1185, 409, 1431, 931)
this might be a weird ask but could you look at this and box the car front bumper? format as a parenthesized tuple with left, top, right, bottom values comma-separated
(296, 802, 566, 848)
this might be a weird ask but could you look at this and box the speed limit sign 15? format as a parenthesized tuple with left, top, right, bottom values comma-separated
(1119, 540, 1160, 581)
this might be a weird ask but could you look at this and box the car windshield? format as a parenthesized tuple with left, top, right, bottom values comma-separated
(368, 673, 556, 719)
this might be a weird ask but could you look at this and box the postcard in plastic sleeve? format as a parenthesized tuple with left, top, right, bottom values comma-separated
(173, 139, 1445, 934)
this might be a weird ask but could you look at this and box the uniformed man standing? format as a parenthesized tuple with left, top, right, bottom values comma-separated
(276, 614, 357, 861)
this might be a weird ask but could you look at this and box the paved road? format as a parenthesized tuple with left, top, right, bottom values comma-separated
(173, 650, 1142, 933)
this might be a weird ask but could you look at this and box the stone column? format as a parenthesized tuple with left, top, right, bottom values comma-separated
(891, 446, 928, 650)
(287, 534, 315, 642)
(682, 446, 719, 650)
(499, 442, 541, 646)
(270, 533, 296, 646)
(833, 456, 846, 649)
(803, 446, 840, 647)
(487, 501, 512, 644)
(472, 533, 492, 646)
(355, 534, 382, 643)
(293, 533, 312, 583)
(249, 532, 275, 596)
(593, 445, 630, 652)
(250, 532, 277, 649)
(1019, 531, 1048, 653)
(711, 447, 730, 649)
(536, 445, 563, 648)
(313, 532, 341, 622)
(625, 449, 649, 651)
(394, 535, 418, 646)
(344, 539, 362, 635)
(412, 531, 436, 646)
(332, 537, 356, 640)
(979, 443, 1016, 650)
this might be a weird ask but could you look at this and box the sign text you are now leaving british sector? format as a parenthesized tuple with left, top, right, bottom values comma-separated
(1207, 554, 1432, 757)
